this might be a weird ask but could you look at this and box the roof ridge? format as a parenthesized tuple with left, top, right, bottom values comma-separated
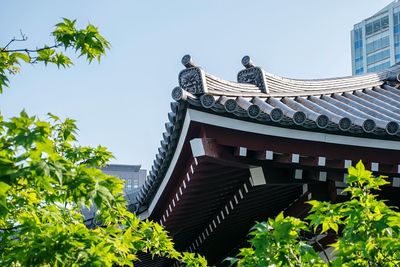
(177, 55, 400, 98)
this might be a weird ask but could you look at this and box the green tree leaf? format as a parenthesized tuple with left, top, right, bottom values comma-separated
(0, 19, 207, 267)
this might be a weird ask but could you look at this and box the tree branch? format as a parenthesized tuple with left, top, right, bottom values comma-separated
(2, 44, 61, 54)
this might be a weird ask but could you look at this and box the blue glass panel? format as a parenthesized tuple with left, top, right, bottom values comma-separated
(355, 59, 363, 69)
(395, 34, 400, 44)
(366, 16, 389, 36)
(367, 61, 391, 72)
(355, 68, 364, 74)
(366, 36, 389, 54)
(381, 16, 389, 28)
(382, 36, 390, 47)
(366, 23, 373, 35)
(395, 12, 400, 25)
(367, 49, 390, 65)
(353, 28, 363, 73)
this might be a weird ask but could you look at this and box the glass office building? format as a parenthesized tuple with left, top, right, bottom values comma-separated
(351, 1, 400, 74)
(101, 164, 146, 194)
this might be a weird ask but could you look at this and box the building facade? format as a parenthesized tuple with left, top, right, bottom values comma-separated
(351, 0, 400, 75)
(101, 164, 146, 195)
(82, 164, 146, 222)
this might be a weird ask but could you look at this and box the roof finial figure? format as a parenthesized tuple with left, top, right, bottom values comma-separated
(238, 55, 268, 93)
(181, 54, 197, 68)
(179, 55, 208, 94)
(242, 55, 255, 69)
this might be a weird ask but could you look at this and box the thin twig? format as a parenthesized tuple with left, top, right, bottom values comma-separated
(0, 225, 21, 231)
(315, 238, 332, 267)
(1, 38, 27, 52)
(288, 246, 302, 266)
(1, 39, 16, 52)
(1, 32, 28, 52)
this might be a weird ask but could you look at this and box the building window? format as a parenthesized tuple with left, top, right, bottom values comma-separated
(133, 179, 139, 189)
(367, 49, 390, 65)
(367, 61, 391, 73)
(394, 11, 400, 61)
(366, 23, 373, 35)
(366, 36, 390, 54)
(381, 16, 389, 28)
(353, 28, 364, 74)
(355, 67, 364, 74)
(355, 59, 363, 69)
(126, 179, 132, 191)
(366, 15, 389, 36)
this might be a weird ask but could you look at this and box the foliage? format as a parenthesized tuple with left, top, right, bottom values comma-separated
(0, 18, 110, 93)
(0, 20, 207, 266)
(230, 161, 400, 267)
(227, 214, 324, 267)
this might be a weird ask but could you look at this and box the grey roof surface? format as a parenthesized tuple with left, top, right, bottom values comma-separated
(136, 55, 400, 208)
(207, 67, 388, 97)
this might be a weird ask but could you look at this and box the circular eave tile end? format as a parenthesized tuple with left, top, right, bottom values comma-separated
(200, 94, 215, 108)
(386, 121, 399, 135)
(182, 54, 195, 68)
(242, 55, 254, 68)
(338, 117, 352, 131)
(363, 119, 376, 133)
(316, 114, 329, 129)
(172, 87, 184, 101)
(247, 104, 261, 118)
(270, 108, 284, 122)
(293, 111, 306, 125)
(224, 99, 237, 113)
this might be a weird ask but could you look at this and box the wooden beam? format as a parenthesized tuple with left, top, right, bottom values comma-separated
(190, 138, 253, 169)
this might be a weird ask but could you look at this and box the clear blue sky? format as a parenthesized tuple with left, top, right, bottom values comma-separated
(0, 0, 393, 170)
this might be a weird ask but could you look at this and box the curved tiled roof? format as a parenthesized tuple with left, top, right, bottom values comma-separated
(205, 55, 400, 97)
(136, 55, 400, 208)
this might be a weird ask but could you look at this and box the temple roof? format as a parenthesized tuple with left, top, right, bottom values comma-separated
(136, 55, 400, 208)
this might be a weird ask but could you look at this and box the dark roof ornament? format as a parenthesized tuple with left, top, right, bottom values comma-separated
(237, 55, 269, 93)
(171, 86, 186, 101)
(178, 55, 208, 95)
(181, 54, 197, 68)
(241, 55, 255, 69)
